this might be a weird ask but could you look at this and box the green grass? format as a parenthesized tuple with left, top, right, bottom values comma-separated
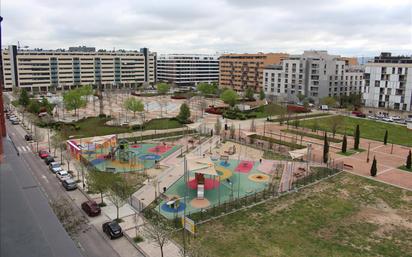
(180, 173, 412, 257)
(142, 118, 184, 130)
(268, 112, 331, 123)
(282, 129, 342, 143)
(398, 165, 412, 172)
(337, 150, 357, 156)
(61, 117, 131, 138)
(263, 150, 291, 160)
(250, 134, 305, 149)
(299, 115, 412, 147)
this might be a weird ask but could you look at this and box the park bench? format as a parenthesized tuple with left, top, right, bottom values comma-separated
(343, 163, 354, 170)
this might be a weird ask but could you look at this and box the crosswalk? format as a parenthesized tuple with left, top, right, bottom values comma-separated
(17, 145, 33, 153)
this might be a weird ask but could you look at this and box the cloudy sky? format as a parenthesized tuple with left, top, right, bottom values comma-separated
(2, 0, 412, 56)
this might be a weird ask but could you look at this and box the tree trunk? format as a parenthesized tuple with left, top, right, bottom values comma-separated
(100, 192, 104, 204)
(117, 206, 119, 220)
(160, 247, 164, 257)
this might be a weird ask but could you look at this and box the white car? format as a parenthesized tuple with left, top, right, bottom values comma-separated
(56, 170, 71, 181)
(382, 117, 393, 122)
(49, 162, 63, 173)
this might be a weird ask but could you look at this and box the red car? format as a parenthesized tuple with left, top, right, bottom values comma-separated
(38, 150, 49, 159)
(81, 200, 101, 217)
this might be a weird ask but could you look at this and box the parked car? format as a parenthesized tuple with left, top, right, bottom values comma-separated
(81, 200, 101, 217)
(56, 170, 71, 181)
(24, 134, 33, 141)
(102, 221, 123, 239)
(62, 178, 77, 191)
(49, 162, 63, 173)
(38, 150, 49, 159)
(44, 156, 55, 165)
(11, 120, 20, 125)
(352, 111, 366, 118)
(382, 117, 393, 122)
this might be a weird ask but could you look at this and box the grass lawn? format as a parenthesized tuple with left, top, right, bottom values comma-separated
(282, 129, 342, 143)
(142, 118, 184, 130)
(299, 115, 412, 147)
(263, 150, 291, 160)
(180, 173, 412, 257)
(61, 117, 131, 138)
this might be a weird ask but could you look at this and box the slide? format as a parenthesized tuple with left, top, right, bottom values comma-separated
(197, 184, 204, 199)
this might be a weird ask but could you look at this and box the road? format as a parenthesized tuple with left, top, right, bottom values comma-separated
(5, 121, 127, 257)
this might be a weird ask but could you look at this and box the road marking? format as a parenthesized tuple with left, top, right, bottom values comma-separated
(41, 175, 49, 183)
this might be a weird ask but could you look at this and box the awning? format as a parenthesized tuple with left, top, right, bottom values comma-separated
(288, 148, 308, 159)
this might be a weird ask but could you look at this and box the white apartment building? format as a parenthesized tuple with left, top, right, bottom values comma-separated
(263, 50, 363, 102)
(2, 45, 156, 92)
(362, 52, 412, 111)
(157, 54, 219, 86)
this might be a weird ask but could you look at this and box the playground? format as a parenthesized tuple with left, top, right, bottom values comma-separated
(67, 135, 181, 173)
(155, 150, 283, 219)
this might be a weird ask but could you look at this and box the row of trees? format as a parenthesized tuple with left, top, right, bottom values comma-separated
(87, 170, 135, 221)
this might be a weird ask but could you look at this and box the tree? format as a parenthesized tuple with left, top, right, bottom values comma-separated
(156, 83, 170, 95)
(87, 171, 119, 205)
(50, 133, 62, 157)
(245, 87, 254, 101)
(124, 97, 144, 117)
(28, 100, 41, 114)
(197, 83, 217, 95)
(330, 115, 344, 138)
(40, 97, 54, 114)
(214, 117, 222, 135)
(383, 130, 388, 145)
(250, 119, 256, 132)
(199, 100, 208, 117)
(342, 135, 347, 153)
(264, 103, 281, 120)
(19, 89, 30, 108)
(177, 103, 191, 123)
(354, 124, 360, 150)
(144, 223, 171, 257)
(63, 89, 87, 117)
(406, 150, 412, 169)
(323, 132, 329, 163)
(229, 123, 235, 139)
(370, 157, 377, 176)
(107, 176, 134, 221)
(321, 97, 336, 108)
(50, 198, 86, 237)
(220, 89, 238, 107)
(259, 90, 265, 100)
(297, 92, 305, 102)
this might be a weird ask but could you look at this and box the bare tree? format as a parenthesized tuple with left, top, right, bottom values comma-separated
(144, 223, 171, 257)
(329, 115, 344, 138)
(50, 198, 87, 237)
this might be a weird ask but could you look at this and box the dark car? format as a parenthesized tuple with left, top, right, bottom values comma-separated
(38, 150, 49, 159)
(44, 155, 55, 165)
(81, 200, 101, 217)
(62, 179, 78, 191)
(25, 134, 33, 141)
(102, 221, 123, 239)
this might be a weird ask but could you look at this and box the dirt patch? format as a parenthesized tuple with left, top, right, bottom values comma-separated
(355, 199, 412, 236)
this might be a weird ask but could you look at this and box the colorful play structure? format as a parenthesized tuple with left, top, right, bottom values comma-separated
(67, 135, 180, 173)
(157, 151, 275, 219)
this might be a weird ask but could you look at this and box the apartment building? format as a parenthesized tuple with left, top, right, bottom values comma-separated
(362, 52, 412, 111)
(263, 50, 363, 102)
(157, 54, 219, 86)
(219, 53, 288, 93)
(2, 45, 156, 92)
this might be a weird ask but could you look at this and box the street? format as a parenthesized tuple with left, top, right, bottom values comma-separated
(4, 120, 135, 257)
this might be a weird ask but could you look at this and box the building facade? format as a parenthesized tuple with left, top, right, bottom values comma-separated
(2, 45, 156, 92)
(263, 50, 363, 102)
(156, 54, 219, 86)
(362, 52, 412, 111)
(219, 53, 288, 93)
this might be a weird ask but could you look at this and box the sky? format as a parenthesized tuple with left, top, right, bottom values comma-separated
(2, 0, 412, 56)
